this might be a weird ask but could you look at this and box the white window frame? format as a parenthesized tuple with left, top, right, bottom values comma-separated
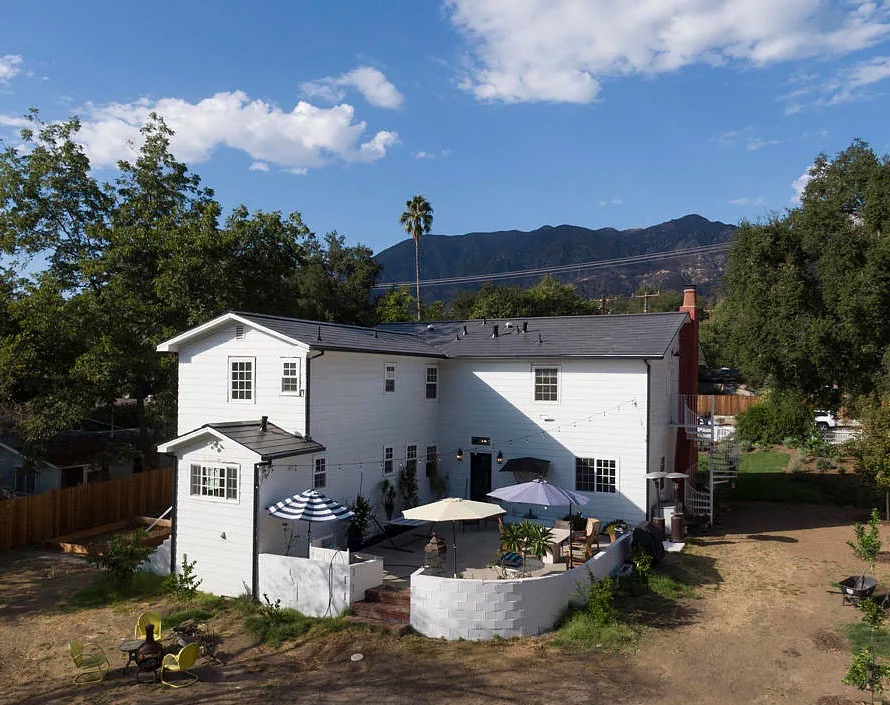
(533, 365, 560, 403)
(425, 445, 437, 478)
(313, 457, 326, 489)
(280, 357, 301, 395)
(189, 462, 240, 502)
(405, 443, 418, 475)
(383, 446, 394, 475)
(384, 362, 397, 394)
(229, 356, 255, 403)
(574, 456, 619, 494)
(425, 366, 438, 400)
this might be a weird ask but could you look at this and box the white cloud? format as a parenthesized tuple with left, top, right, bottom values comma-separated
(791, 168, 813, 203)
(249, 161, 270, 172)
(301, 66, 404, 109)
(0, 55, 23, 82)
(729, 196, 765, 206)
(783, 55, 890, 111)
(715, 126, 779, 151)
(20, 91, 400, 172)
(597, 198, 623, 207)
(447, 0, 890, 103)
(415, 151, 435, 159)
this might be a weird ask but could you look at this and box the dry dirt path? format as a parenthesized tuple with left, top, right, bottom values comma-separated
(0, 501, 880, 705)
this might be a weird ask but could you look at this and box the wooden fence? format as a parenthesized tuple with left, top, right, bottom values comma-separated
(695, 394, 759, 417)
(0, 467, 172, 552)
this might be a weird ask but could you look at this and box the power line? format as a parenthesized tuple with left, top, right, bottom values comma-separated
(373, 242, 731, 291)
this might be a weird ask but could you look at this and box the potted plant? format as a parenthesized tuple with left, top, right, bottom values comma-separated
(347, 494, 373, 551)
(842, 507, 882, 601)
(603, 519, 629, 543)
(501, 520, 553, 577)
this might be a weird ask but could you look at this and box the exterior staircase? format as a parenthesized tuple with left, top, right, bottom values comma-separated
(348, 585, 411, 631)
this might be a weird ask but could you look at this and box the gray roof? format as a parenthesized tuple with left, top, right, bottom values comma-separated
(235, 312, 444, 358)
(378, 312, 688, 358)
(207, 421, 324, 461)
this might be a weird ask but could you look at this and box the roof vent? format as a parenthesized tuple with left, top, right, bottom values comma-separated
(235, 324, 245, 340)
(316, 325, 322, 342)
(504, 321, 514, 329)
(261, 416, 268, 432)
(462, 325, 468, 336)
(491, 325, 499, 338)
(538, 333, 543, 343)
(522, 322, 528, 334)
(482, 317, 486, 325)
(426, 323, 435, 330)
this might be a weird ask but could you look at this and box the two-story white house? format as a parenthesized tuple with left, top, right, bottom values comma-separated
(157, 295, 698, 598)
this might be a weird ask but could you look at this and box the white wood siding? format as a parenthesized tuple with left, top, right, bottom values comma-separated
(176, 324, 308, 436)
(308, 351, 441, 522)
(437, 357, 652, 524)
(175, 440, 259, 597)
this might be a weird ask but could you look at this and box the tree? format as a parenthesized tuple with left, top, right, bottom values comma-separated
(720, 140, 890, 402)
(399, 194, 433, 320)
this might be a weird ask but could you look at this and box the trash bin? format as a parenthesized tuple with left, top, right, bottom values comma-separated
(670, 513, 685, 542)
(650, 516, 665, 542)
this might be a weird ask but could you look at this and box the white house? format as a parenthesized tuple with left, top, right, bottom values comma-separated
(157, 294, 699, 598)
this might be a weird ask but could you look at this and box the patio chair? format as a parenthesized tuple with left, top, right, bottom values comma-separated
(497, 551, 523, 570)
(565, 518, 601, 563)
(69, 640, 109, 684)
(160, 642, 200, 688)
(135, 611, 163, 641)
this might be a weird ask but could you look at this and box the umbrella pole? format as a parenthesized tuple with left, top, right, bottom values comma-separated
(452, 521, 458, 578)
(567, 502, 573, 569)
(307, 521, 312, 557)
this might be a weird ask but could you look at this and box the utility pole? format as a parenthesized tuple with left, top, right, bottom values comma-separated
(633, 289, 660, 314)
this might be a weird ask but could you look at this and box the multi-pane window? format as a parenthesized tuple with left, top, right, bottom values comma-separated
(230, 357, 254, 401)
(425, 366, 438, 399)
(281, 359, 300, 394)
(575, 457, 618, 494)
(384, 363, 396, 393)
(406, 444, 417, 474)
(13, 468, 36, 494)
(425, 445, 437, 477)
(314, 457, 326, 489)
(383, 446, 394, 475)
(190, 463, 239, 500)
(534, 366, 559, 401)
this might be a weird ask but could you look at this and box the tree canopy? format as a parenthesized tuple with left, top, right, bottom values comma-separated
(719, 139, 890, 404)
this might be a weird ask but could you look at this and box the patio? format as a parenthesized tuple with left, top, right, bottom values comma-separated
(355, 521, 597, 585)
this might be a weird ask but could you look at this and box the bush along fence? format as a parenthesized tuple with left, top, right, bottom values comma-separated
(0, 467, 172, 552)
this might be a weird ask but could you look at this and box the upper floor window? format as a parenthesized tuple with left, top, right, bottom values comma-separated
(190, 463, 239, 501)
(281, 358, 301, 394)
(313, 457, 326, 489)
(575, 457, 618, 494)
(534, 366, 559, 402)
(425, 366, 438, 400)
(230, 357, 254, 402)
(383, 446, 394, 475)
(384, 363, 397, 393)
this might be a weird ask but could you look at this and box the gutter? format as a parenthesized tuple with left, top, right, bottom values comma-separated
(305, 350, 325, 440)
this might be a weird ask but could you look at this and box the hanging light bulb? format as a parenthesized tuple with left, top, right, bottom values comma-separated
(456, 448, 464, 462)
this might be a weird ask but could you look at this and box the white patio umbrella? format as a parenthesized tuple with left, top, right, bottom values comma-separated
(267, 489, 354, 554)
(487, 478, 590, 567)
(403, 497, 505, 578)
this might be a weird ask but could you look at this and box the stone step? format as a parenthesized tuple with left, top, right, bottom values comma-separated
(364, 585, 410, 605)
(348, 599, 410, 630)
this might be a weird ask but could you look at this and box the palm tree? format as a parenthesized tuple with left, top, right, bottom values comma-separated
(399, 195, 433, 320)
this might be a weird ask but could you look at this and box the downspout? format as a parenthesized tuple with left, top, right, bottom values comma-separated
(644, 360, 652, 521)
(252, 459, 263, 601)
(159, 452, 178, 577)
(305, 350, 325, 439)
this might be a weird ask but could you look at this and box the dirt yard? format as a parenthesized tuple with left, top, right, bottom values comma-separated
(0, 501, 881, 705)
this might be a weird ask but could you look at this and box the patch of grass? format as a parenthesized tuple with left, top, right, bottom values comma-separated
(549, 608, 641, 652)
(647, 571, 696, 600)
(846, 622, 890, 661)
(62, 571, 166, 611)
(739, 450, 790, 474)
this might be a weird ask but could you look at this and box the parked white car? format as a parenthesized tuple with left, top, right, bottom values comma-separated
(815, 410, 838, 430)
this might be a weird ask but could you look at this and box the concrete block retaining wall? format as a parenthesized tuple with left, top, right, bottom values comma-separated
(410, 533, 631, 640)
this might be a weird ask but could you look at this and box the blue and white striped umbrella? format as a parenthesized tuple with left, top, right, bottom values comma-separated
(267, 489, 354, 551)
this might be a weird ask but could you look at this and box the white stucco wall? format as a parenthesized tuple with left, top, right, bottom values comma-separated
(410, 532, 631, 640)
(258, 549, 383, 617)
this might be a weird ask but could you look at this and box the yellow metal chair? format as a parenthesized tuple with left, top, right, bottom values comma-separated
(135, 611, 163, 641)
(161, 642, 200, 688)
(68, 641, 109, 684)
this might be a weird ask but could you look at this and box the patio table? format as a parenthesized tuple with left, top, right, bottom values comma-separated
(118, 638, 143, 670)
(542, 528, 571, 564)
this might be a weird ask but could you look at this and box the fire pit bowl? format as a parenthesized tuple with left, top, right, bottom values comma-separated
(839, 575, 878, 604)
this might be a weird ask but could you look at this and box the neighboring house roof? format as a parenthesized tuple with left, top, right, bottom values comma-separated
(379, 312, 689, 359)
(158, 420, 324, 461)
(157, 311, 444, 358)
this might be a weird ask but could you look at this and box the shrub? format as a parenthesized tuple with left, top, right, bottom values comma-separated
(735, 393, 812, 446)
(162, 553, 203, 606)
(738, 439, 754, 453)
(88, 531, 152, 589)
(815, 457, 832, 472)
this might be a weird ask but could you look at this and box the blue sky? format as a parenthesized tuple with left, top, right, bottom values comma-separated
(2, 1, 889, 255)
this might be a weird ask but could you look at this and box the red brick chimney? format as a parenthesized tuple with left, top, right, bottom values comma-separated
(674, 286, 700, 487)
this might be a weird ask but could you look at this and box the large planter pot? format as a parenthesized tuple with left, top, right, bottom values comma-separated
(839, 575, 878, 604)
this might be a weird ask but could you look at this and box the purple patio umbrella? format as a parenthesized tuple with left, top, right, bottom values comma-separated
(487, 478, 590, 567)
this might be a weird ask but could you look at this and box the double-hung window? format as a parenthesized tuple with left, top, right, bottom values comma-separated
(190, 463, 239, 501)
(425, 366, 438, 400)
(405, 444, 417, 474)
(533, 366, 559, 402)
(281, 358, 301, 394)
(383, 446, 394, 475)
(575, 457, 618, 494)
(384, 363, 396, 393)
(229, 357, 255, 402)
(425, 445, 437, 477)
(313, 457, 326, 489)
